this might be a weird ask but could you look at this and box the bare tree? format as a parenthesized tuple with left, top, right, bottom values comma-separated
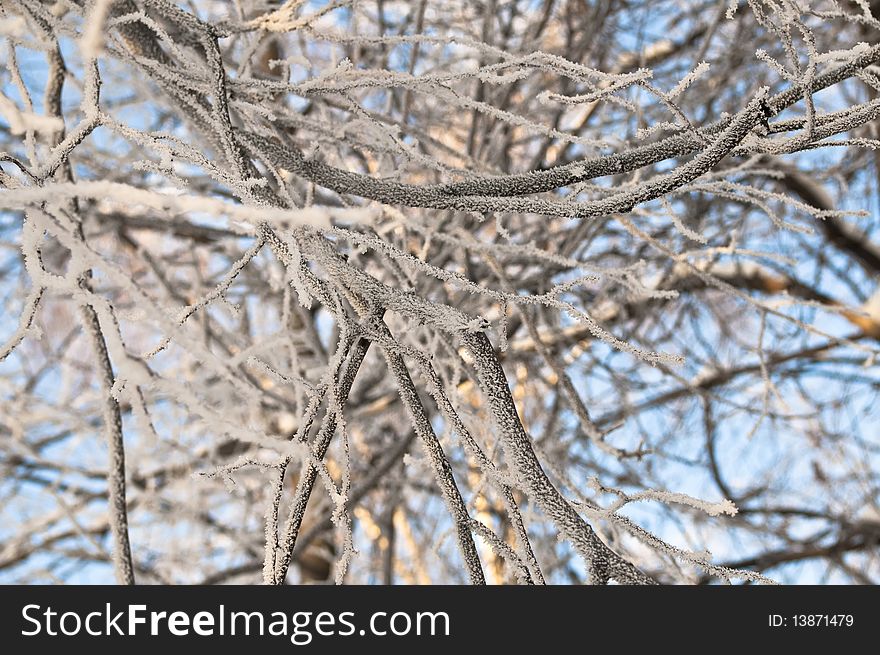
(1, 0, 879, 585)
